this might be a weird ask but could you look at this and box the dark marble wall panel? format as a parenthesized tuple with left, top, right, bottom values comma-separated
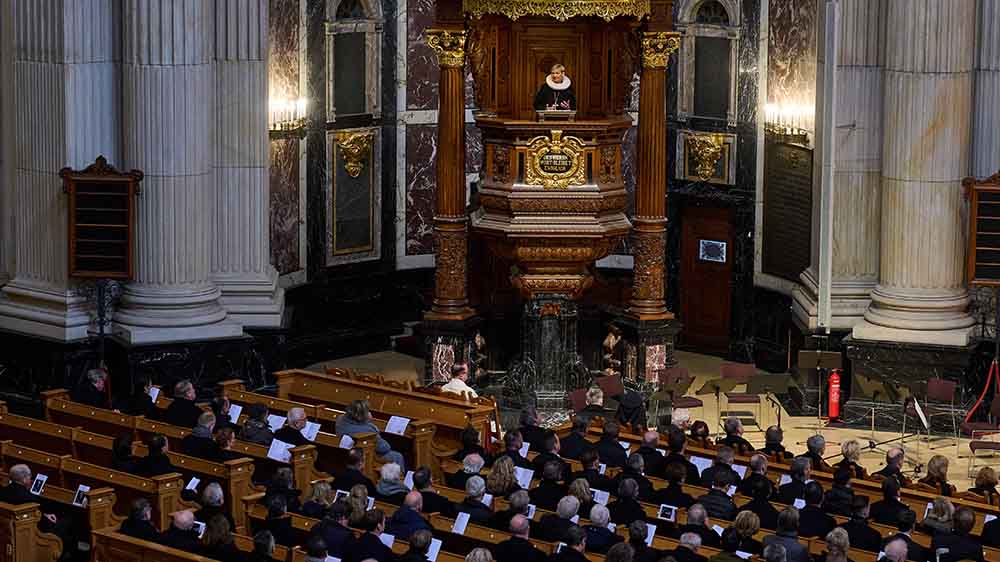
(465, 124, 483, 174)
(768, 0, 817, 121)
(405, 125, 437, 255)
(406, 0, 439, 109)
(269, 0, 300, 101)
(270, 139, 301, 275)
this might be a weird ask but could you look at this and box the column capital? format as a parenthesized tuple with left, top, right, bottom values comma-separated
(640, 31, 680, 69)
(426, 29, 467, 68)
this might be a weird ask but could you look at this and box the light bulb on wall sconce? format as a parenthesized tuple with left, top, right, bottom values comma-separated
(268, 97, 309, 137)
(764, 102, 814, 143)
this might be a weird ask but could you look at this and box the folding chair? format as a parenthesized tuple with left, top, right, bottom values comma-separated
(924, 378, 961, 452)
(718, 362, 761, 431)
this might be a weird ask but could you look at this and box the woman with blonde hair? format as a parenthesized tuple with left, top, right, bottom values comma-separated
(301, 481, 334, 518)
(568, 478, 595, 517)
(345, 483, 371, 527)
(819, 527, 852, 562)
(968, 466, 999, 503)
(733, 511, 762, 554)
(834, 440, 867, 479)
(465, 547, 494, 562)
(918, 496, 954, 535)
(486, 456, 520, 497)
(918, 455, 956, 496)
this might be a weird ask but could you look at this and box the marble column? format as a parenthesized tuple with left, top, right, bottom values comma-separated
(424, 29, 473, 321)
(0, 0, 121, 340)
(114, 0, 241, 344)
(212, 0, 284, 328)
(792, 0, 885, 331)
(973, 0, 1000, 178)
(852, 0, 976, 346)
(629, 32, 680, 320)
(0, 0, 11, 286)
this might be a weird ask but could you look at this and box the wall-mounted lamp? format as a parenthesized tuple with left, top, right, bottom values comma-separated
(269, 97, 309, 138)
(764, 102, 812, 144)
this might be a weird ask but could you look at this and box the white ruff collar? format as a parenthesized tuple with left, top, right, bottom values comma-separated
(547, 75, 571, 90)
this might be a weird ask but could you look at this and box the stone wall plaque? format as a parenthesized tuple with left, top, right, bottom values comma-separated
(762, 140, 812, 282)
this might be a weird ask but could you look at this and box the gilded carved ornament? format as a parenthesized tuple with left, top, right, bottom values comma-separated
(688, 133, 725, 182)
(425, 29, 467, 68)
(463, 0, 650, 21)
(334, 131, 374, 178)
(641, 31, 681, 69)
(524, 130, 587, 189)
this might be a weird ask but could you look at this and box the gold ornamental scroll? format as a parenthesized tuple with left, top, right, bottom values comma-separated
(524, 130, 587, 189)
(334, 130, 374, 178)
(688, 133, 724, 182)
(425, 29, 467, 68)
(641, 31, 681, 69)
(463, 0, 650, 21)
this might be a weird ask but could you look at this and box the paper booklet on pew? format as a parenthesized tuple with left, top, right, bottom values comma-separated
(452, 511, 471, 534)
(482, 493, 493, 507)
(367, 496, 375, 510)
(570, 515, 580, 524)
(526, 504, 537, 519)
(591, 489, 610, 505)
(267, 439, 294, 463)
(267, 414, 287, 432)
(427, 538, 443, 562)
(335, 489, 349, 502)
(779, 474, 792, 486)
(690, 456, 712, 475)
(385, 416, 411, 435)
(657, 448, 666, 456)
(404, 471, 415, 490)
(379, 533, 395, 548)
(339, 435, 355, 449)
(607, 523, 616, 533)
(726, 485, 737, 497)
(148, 387, 161, 402)
(657, 504, 677, 522)
(733, 464, 747, 478)
(599, 464, 607, 475)
(556, 543, 567, 553)
(514, 467, 534, 489)
(30, 474, 47, 495)
(735, 552, 752, 559)
(325, 557, 342, 562)
(645, 523, 656, 545)
(619, 440, 631, 451)
(72, 485, 90, 507)
(519, 442, 530, 457)
(194, 521, 206, 538)
(301, 421, 321, 442)
(712, 524, 725, 536)
(877, 552, 885, 561)
(227, 404, 242, 424)
(986, 515, 998, 524)
(186, 477, 201, 491)
(793, 498, 806, 509)
(924, 502, 933, 519)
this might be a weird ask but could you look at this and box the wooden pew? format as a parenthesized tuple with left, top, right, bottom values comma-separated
(0, 502, 63, 562)
(0, 474, 119, 539)
(91, 528, 293, 562)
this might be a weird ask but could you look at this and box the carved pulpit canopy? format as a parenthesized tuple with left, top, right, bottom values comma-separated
(463, 0, 650, 21)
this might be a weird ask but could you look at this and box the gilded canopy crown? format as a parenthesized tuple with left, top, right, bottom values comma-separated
(463, 0, 651, 21)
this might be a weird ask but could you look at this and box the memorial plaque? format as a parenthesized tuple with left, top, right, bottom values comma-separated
(762, 140, 812, 282)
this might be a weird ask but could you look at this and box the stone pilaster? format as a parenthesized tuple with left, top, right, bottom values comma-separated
(0, 0, 121, 340)
(973, 0, 1000, 177)
(853, 0, 975, 346)
(212, 0, 284, 328)
(114, 0, 241, 344)
(793, 0, 885, 331)
(0, 0, 12, 286)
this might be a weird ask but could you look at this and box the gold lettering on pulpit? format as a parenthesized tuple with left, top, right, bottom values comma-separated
(524, 130, 586, 189)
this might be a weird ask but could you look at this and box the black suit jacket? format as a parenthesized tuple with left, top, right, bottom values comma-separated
(696, 489, 738, 521)
(798, 505, 836, 538)
(551, 547, 590, 562)
(195, 505, 236, 532)
(597, 437, 627, 468)
(119, 517, 161, 543)
(519, 424, 547, 452)
(931, 531, 985, 562)
(663, 452, 701, 485)
(614, 468, 653, 501)
(273, 426, 309, 447)
(488, 508, 520, 532)
(529, 480, 568, 511)
(585, 525, 624, 554)
(837, 519, 882, 553)
(445, 471, 476, 491)
(135, 452, 178, 477)
(776, 480, 807, 505)
(700, 464, 741, 489)
(869, 498, 908, 526)
(419, 490, 456, 517)
(571, 468, 614, 493)
(494, 536, 547, 562)
(560, 432, 590, 460)
(760, 444, 793, 460)
(636, 446, 665, 477)
(72, 383, 110, 409)
(983, 518, 1000, 548)
(161, 525, 201, 552)
(737, 472, 773, 498)
(716, 435, 754, 454)
(333, 468, 377, 496)
(312, 520, 356, 559)
(498, 450, 533, 470)
(608, 497, 646, 525)
(666, 547, 708, 562)
(351, 532, 396, 562)
(532, 451, 570, 480)
(457, 497, 492, 524)
(632, 543, 662, 562)
(181, 434, 221, 459)
(822, 485, 854, 517)
(0, 482, 35, 506)
(534, 514, 577, 542)
(651, 483, 695, 509)
(163, 398, 205, 429)
(740, 498, 778, 530)
(261, 516, 296, 547)
(884, 533, 928, 562)
(679, 524, 721, 548)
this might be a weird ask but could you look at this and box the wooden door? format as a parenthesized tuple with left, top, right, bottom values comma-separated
(679, 205, 734, 354)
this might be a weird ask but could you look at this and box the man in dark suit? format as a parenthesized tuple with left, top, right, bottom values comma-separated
(663, 427, 701, 485)
(350, 509, 395, 562)
(135, 433, 177, 477)
(741, 477, 779, 531)
(776, 457, 811, 505)
(181, 411, 221, 458)
(607, 478, 646, 525)
(882, 509, 928, 562)
(571, 449, 614, 492)
(273, 407, 310, 447)
(696, 469, 738, 521)
(447, 453, 484, 491)
(310, 503, 355, 560)
(397, 529, 432, 562)
(613, 453, 653, 501)
(762, 508, 810, 562)
(635, 431, 665, 478)
(551, 525, 590, 562)
(72, 368, 111, 409)
(837, 496, 882, 554)
(664, 532, 709, 562)
(531, 430, 569, 480)
(333, 447, 377, 495)
(699, 446, 742, 489)
(489, 490, 530, 531)
(596, 421, 628, 468)
(823, 466, 855, 517)
(870, 476, 908, 526)
(716, 417, 754, 454)
(798, 482, 835, 538)
(535, 496, 582, 543)
(386, 492, 432, 540)
(651, 462, 695, 509)
(760, 426, 794, 460)
(163, 379, 205, 429)
(560, 417, 591, 460)
(161, 510, 201, 552)
(737, 453, 774, 498)
(931, 508, 984, 562)
(518, 407, 546, 452)
(119, 498, 161, 543)
(872, 447, 908, 486)
(530, 461, 568, 511)
(494, 514, 546, 562)
(412, 466, 456, 517)
(627, 520, 661, 562)
(584, 504, 623, 554)
(983, 508, 1000, 547)
(497, 430, 532, 469)
(0, 464, 71, 546)
(679, 504, 720, 548)
(456, 476, 492, 524)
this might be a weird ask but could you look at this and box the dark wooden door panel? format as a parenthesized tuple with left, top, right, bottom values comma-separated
(679, 205, 734, 354)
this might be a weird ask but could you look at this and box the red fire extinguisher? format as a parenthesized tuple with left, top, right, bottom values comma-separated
(828, 369, 842, 421)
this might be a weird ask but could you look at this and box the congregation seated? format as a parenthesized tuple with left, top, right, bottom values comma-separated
(552, 526, 590, 562)
(665, 531, 708, 562)
(614, 453, 653, 501)
(813, 527, 853, 562)
(486, 456, 522, 498)
(930, 507, 985, 562)
(560, 417, 591, 460)
(635, 431, 665, 478)
(716, 417, 753, 455)
(711, 527, 744, 562)
(376, 462, 410, 504)
(584, 504, 623, 554)
(116, 375, 158, 418)
(119, 497, 161, 542)
(273, 407, 311, 447)
(575, 387, 608, 426)
(833, 440, 867, 480)
(732, 511, 763, 554)
(736, 453, 773, 498)
(214, 427, 242, 461)
(453, 425, 490, 464)
(162, 510, 201, 551)
(627, 519, 659, 562)
(211, 396, 240, 434)
(680, 504, 720, 548)
(776, 457, 811, 505)
(413, 465, 456, 517)
(386, 491, 433, 540)
(531, 430, 570, 479)
(260, 495, 296, 547)
(568, 478, 596, 518)
(449, 453, 485, 490)
(881, 509, 928, 562)
(882, 537, 908, 562)
(441, 363, 479, 399)
(239, 403, 276, 445)
(497, 430, 532, 469)
(399, 529, 434, 562)
(518, 407, 546, 453)
(869, 476, 907, 526)
(760, 426, 792, 460)
(597, 421, 628, 468)
(696, 468, 737, 521)
(688, 420, 713, 449)
(301, 481, 335, 519)
(457, 475, 492, 523)
(700, 446, 741, 490)
(741, 477, 779, 531)
(303, 535, 332, 562)
(488, 489, 529, 531)
(571, 448, 614, 492)
(871, 447, 910, 486)
(822, 467, 855, 517)
(333, 447, 377, 496)
(72, 367, 111, 409)
(762, 508, 809, 562)
(607, 478, 645, 525)
(651, 462, 695, 508)
(797, 482, 835, 538)
(336, 399, 406, 469)
(346, 484, 372, 527)
(308, 502, 356, 560)
(135, 433, 177, 477)
(798, 434, 834, 473)
(968, 466, 1000, 504)
(248, 530, 282, 562)
(112, 432, 138, 473)
(836, 496, 881, 553)
(196, 482, 237, 531)
(664, 426, 701, 485)
(199, 514, 241, 562)
(182, 411, 223, 458)
(494, 514, 545, 562)
(985, 502, 1000, 547)
(918, 455, 957, 497)
(164, 379, 206, 428)
(918, 496, 955, 535)
(353, 508, 394, 562)
(535, 495, 581, 542)
(263, 467, 302, 514)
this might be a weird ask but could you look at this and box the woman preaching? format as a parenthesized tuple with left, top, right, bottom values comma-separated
(533, 63, 577, 111)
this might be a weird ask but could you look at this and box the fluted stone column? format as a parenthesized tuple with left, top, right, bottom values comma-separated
(115, 0, 241, 344)
(792, 0, 885, 331)
(0, 0, 121, 340)
(0, 0, 11, 286)
(853, 0, 976, 346)
(973, 0, 1000, 178)
(212, 0, 284, 328)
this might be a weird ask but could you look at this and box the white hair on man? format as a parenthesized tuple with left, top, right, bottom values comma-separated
(723, 417, 742, 435)
(556, 495, 581, 519)
(672, 408, 691, 428)
(202, 482, 224, 507)
(886, 447, 904, 467)
(680, 532, 702, 551)
(9, 464, 31, 484)
(750, 453, 768, 474)
(586, 387, 604, 406)
(763, 544, 787, 562)
(884, 538, 908, 562)
(687, 504, 708, 526)
(197, 411, 216, 429)
(173, 510, 195, 530)
(287, 407, 307, 428)
(463, 453, 485, 474)
(590, 504, 610, 527)
(380, 462, 402, 483)
(466, 476, 486, 499)
(807, 434, 825, 454)
(87, 369, 107, 384)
